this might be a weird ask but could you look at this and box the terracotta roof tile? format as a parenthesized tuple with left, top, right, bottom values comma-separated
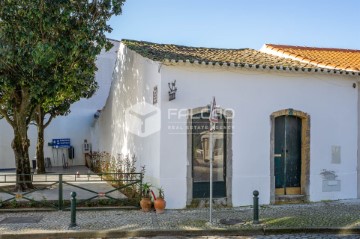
(123, 40, 316, 69)
(264, 44, 360, 72)
(121, 40, 359, 75)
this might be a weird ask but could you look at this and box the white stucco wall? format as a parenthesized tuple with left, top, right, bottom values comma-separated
(0, 40, 119, 169)
(0, 120, 14, 169)
(91, 44, 359, 209)
(159, 64, 358, 208)
(0, 121, 37, 169)
(94, 43, 162, 184)
(44, 40, 120, 167)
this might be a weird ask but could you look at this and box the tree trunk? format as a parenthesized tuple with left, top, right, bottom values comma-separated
(11, 116, 34, 191)
(36, 107, 46, 174)
(10, 87, 35, 191)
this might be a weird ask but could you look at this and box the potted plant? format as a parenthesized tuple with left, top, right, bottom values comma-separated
(154, 187, 166, 214)
(140, 182, 152, 212)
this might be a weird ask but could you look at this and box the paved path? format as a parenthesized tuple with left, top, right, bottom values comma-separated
(130, 236, 360, 239)
(0, 168, 359, 238)
(0, 199, 359, 238)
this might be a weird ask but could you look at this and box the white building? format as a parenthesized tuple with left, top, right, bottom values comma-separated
(2, 39, 360, 209)
(92, 40, 360, 209)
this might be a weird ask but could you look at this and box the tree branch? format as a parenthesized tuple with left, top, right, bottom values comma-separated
(44, 114, 54, 129)
(26, 104, 37, 125)
(0, 108, 14, 127)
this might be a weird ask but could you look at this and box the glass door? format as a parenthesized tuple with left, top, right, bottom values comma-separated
(192, 112, 226, 198)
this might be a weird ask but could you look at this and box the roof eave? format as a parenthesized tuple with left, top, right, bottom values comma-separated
(162, 59, 360, 76)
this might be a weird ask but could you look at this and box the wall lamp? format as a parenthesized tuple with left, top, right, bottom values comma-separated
(168, 80, 177, 101)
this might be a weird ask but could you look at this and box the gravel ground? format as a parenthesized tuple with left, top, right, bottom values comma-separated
(0, 199, 359, 237)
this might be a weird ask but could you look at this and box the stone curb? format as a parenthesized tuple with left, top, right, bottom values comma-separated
(0, 229, 263, 239)
(0, 227, 359, 239)
(263, 227, 360, 235)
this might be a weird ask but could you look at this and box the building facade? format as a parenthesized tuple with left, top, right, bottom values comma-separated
(1, 39, 359, 209)
(92, 40, 360, 208)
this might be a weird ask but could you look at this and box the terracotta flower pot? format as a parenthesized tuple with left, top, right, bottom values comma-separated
(154, 198, 166, 214)
(140, 197, 152, 212)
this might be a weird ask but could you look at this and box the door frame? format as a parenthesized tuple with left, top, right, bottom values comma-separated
(270, 109, 310, 203)
(186, 106, 233, 206)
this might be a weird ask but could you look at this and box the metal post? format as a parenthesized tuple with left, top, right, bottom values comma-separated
(209, 129, 213, 224)
(69, 192, 77, 227)
(58, 174, 63, 210)
(253, 190, 259, 224)
(208, 96, 217, 224)
(284, 116, 287, 195)
(140, 173, 143, 201)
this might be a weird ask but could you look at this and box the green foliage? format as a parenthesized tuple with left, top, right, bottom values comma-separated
(0, 0, 126, 176)
(157, 187, 164, 199)
(90, 152, 143, 199)
(9, 200, 18, 208)
(0, 0, 126, 116)
(29, 198, 37, 207)
(142, 182, 152, 198)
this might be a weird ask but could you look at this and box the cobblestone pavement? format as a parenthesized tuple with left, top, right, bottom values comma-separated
(0, 199, 359, 238)
(130, 236, 360, 239)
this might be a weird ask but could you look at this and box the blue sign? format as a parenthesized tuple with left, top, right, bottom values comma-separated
(52, 138, 71, 148)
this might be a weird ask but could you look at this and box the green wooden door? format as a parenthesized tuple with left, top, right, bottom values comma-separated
(192, 113, 226, 198)
(275, 115, 302, 195)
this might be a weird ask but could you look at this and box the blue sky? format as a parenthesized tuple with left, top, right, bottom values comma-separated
(107, 0, 360, 50)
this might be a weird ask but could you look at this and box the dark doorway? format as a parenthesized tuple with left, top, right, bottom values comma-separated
(192, 112, 226, 198)
(274, 115, 302, 195)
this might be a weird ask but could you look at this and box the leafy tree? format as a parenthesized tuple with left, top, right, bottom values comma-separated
(0, 0, 125, 190)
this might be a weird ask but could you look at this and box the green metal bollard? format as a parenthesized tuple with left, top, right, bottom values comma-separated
(69, 191, 77, 228)
(58, 174, 63, 210)
(253, 190, 259, 224)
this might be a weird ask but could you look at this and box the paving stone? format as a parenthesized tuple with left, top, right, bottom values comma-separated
(0, 199, 358, 237)
(0, 216, 42, 224)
